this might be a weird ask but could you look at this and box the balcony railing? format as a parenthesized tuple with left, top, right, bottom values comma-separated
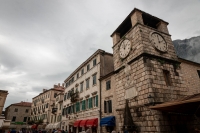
(70, 91, 79, 103)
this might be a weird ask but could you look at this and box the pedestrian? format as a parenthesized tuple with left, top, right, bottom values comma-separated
(111, 130, 116, 133)
(85, 129, 91, 133)
(10, 129, 17, 133)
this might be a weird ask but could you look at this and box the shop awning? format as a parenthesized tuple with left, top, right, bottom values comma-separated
(45, 123, 53, 129)
(100, 116, 115, 126)
(31, 124, 38, 129)
(86, 118, 98, 127)
(73, 120, 82, 127)
(80, 120, 88, 127)
(149, 93, 200, 115)
(52, 122, 61, 129)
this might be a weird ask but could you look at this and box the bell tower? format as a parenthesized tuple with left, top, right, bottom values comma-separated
(111, 8, 186, 132)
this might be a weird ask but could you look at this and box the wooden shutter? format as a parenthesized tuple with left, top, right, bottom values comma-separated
(108, 100, 112, 113)
(82, 100, 85, 110)
(104, 101, 107, 113)
(96, 95, 98, 107)
(77, 102, 80, 112)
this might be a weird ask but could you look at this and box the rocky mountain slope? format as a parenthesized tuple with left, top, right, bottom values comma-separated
(173, 36, 200, 63)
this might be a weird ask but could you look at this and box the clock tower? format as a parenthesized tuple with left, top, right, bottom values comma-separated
(111, 8, 187, 132)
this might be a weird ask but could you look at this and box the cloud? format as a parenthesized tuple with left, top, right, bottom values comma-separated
(0, 0, 200, 109)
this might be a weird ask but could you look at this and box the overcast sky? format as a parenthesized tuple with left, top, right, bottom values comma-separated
(1, 0, 200, 109)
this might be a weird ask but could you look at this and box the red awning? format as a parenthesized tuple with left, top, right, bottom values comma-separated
(86, 118, 98, 127)
(31, 124, 38, 129)
(73, 120, 82, 127)
(79, 119, 88, 127)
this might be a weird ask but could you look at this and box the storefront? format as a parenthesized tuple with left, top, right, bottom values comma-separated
(100, 116, 115, 133)
(73, 118, 98, 133)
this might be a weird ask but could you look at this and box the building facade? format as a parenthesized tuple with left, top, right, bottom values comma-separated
(62, 49, 113, 133)
(5, 102, 31, 131)
(179, 58, 200, 95)
(31, 84, 64, 130)
(0, 90, 10, 131)
(99, 72, 117, 133)
(46, 91, 64, 130)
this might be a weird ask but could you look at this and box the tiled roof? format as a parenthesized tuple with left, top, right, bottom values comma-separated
(12, 102, 32, 107)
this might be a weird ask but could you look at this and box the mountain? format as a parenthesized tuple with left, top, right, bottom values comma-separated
(173, 36, 200, 63)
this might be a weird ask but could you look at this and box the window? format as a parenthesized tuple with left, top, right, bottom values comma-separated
(197, 70, 200, 78)
(104, 100, 112, 113)
(12, 116, 16, 122)
(86, 78, 90, 89)
(93, 95, 98, 107)
(23, 117, 27, 122)
(64, 94, 67, 101)
(89, 97, 93, 109)
(46, 103, 48, 108)
(82, 100, 85, 111)
(80, 82, 84, 92)
(80, 102, 82, 111)
(106, 80, 111, 90)
(81, 69, 84, 76)
(77, 73, 79, 79)
(76, 102, 80, 112)
(65, 83, 68, 88)
(93, 74, 97, 85)
(71, 77, 74, 82)
(25, 109, 29, 113)
(87, 64, 90, 71)
(76, 87, 79, 92)
(14, 108, 18, 112)
(86, 99, 89, 109)
(163, 70, 172, 86)
(93, 59, 96, 66)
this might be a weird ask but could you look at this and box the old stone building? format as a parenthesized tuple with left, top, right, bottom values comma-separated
(0, 90, 10, 131)
(110, 8, 200, 133)
(99, 71, 117, 133)
(62, 49, 113, 133)
(45, 91, 64, 130)
(178, 58, 200, 95)
(31, 83, 64, 130)
(5, 101, 31, 131)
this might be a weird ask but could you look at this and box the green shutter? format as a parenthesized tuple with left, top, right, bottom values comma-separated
(82, 100, 85, 110)
(96, 95, 98, 107)
(89, 98, 91, 109)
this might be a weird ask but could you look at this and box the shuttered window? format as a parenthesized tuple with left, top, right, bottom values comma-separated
(106, 80, 111, 90)
(96, 95, 98, 107)
(82, 100, 85, 111)
(104, 101, 107, 113)
(104, 100, 112, 113)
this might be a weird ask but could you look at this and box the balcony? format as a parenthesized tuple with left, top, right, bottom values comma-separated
(52, 108, 58, 113)
(70, 91, 79, 103)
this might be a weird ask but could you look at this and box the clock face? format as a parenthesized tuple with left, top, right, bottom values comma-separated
(119, 39, 131, 59)
(150, 32, 168, 52)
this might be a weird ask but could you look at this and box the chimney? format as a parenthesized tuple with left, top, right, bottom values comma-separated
(58, 83, 60, 87)
(62, 83, 64, 87)
(43, 89, 47, 92)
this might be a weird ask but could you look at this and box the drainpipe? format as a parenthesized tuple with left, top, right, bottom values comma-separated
(99, 78, 102, 133)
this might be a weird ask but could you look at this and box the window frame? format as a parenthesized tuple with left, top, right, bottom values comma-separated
(93, 59, 96, 66)
(106, 80, 111, 90)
